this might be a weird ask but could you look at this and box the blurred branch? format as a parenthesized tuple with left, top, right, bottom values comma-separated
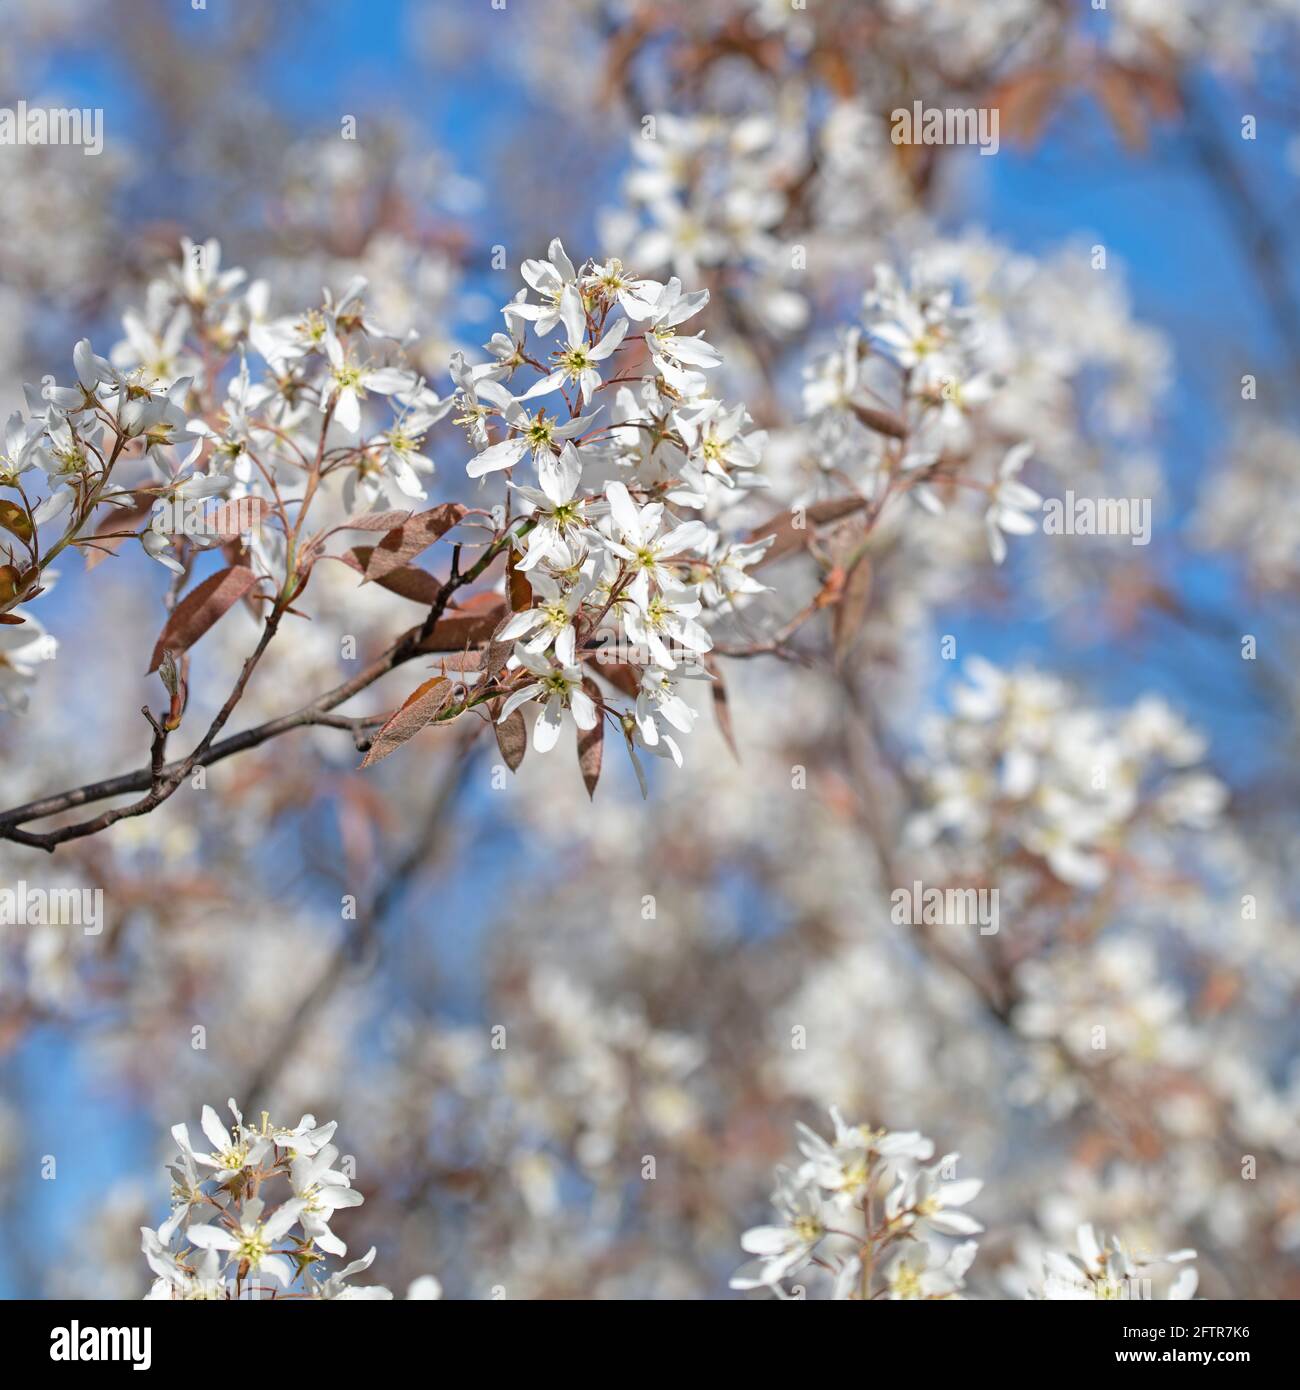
(1183, 77, 1300, 388)
(0, 616, 283, 852)
(241, 724, 483, 1112)
(0, 528, 517, 849)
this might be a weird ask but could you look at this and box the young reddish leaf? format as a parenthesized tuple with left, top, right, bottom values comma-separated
(437, 650, 482, 673)
(833, 551, 873, 666)
(848, 403, 907, 439)
(0, 613, 25, 625)
(415, 593, 509, 652)
(746, 496, 866, 565)
(494, 702, 527, 772)
(476, 619, 517, 688)
(207, 496, 270, 542)
(336, 508, 413, 533)
(506, 547, 532, 613)
(577, 679, 604, 799)
(0, 500, 33, 543)
(1093, 64, 1148, 151)
(1135, 67, 1182, 120)
(363, 503, 467, 582)
(0, 563, 23, 604)
(988, 67, 1063, 147)
(147, 565, 258, 673)
(342, 547, 443, 605)
(360, 675, 455, 768)
(591, 661, 640, 700)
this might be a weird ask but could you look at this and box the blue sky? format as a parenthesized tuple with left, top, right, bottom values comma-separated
(5, 4, 1296, 1294)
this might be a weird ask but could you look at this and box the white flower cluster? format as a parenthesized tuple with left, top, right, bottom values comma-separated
(1013, 937, 1197, 1080)
(906, 659, 1227, 888)
(603, 112, 810, 336)
(0, 610, 57, 714)
(802, 259, 1041, 565)
(737, 1113, 1200, 1301)
(453, 239, 771, 779)
(1038, 1224, 1198, 1301)
(0, 235, 447, 597)
(795, 237, 1171, 587)
(140, 1099, 439, 1300)
(731, 1109, 983, 1299)
(1194, 420, 1300, 591)
(0, 233, 779, 792)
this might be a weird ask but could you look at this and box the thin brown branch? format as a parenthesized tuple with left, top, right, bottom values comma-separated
(0, 522, 519, 849)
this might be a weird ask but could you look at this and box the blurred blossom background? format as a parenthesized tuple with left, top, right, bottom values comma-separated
(1, 0, 1299, 1299)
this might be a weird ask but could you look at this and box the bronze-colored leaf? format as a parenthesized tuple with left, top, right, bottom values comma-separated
(336, 508, 413, 533)
(147, 565, 258, 673)
(342, 547, 443, 605)
(414, 593, 509, 652)
(590, 661, 640, 699)
(746, 496, 867, 565)
(0, 500, 33, 543)
(1136, 68, 1182, 120)
(0, 563, 23, 604)
(436, 650, 483, 674)
(494, 703, 527, 773)
(362, 503, 467, 582)
(833, 551, 873, 666)
(848, 403, 907, 439)
(207, 495, 270, 542)
(1093, 66, 1148, 151)
(477, 622, 516, 686)
(577, 678, 604, 799)
(506, 547, 533, 612)
(360, 676, 454, 768)
(988, 68, 1063, 147)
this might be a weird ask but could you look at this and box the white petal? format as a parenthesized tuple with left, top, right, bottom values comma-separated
(533, 700, 564, 752)
(569, 687, 597, 730)
(604, 480, 642, 543)
(590, 316, 628, 361)
(467, 437, 528, 478)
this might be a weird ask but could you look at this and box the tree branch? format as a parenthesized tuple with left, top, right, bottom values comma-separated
(0, 524, 518, 849)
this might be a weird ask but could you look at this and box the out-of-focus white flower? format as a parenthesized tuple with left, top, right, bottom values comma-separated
(0, 616, 57, 714)
(985, 442, 1041, 564)
(731, 1165, 828, 1290)
(882, 1240, 978, 1300)
(885, 1153, 984, 1236)
(733, 1112, 980, 1300)
(1038, 1224, 1198, 1300)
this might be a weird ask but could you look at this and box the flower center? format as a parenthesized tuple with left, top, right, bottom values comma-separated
(525, 417, 555, 449)
(236, 1228, 270, 1265)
